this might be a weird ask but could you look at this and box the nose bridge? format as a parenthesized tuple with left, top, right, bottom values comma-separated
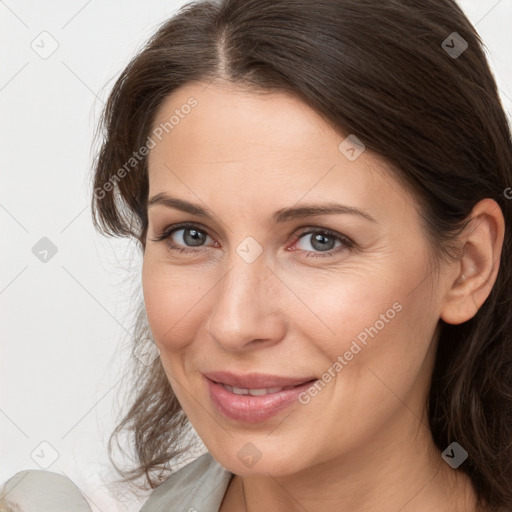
(205, 249, 284, 350)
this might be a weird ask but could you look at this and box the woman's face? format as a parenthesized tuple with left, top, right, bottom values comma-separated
(142, 82, 448, 476)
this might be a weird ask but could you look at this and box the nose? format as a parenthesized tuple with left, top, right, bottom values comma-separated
(205, 252, 286, 352)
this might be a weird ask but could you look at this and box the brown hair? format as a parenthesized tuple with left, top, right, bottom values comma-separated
(91, 0, 512, 509)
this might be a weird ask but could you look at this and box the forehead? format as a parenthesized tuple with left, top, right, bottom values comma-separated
(146, 82, 411, 224)
(149, 82, 338, 162)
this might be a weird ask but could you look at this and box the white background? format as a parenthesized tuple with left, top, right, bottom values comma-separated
(1, 1, 511, 511)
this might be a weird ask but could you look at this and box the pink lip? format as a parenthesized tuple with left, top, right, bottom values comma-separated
(203, 371, 317, 423)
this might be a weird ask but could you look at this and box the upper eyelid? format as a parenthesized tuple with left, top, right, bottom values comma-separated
(160, 222, 214, 241)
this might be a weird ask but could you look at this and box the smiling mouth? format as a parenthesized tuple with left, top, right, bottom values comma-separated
(203, 372, 318, 423)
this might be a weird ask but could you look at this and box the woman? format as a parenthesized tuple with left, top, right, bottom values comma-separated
(3, 0, 512, 511)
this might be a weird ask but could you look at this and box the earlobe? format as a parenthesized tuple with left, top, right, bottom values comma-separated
(440, 198, 505, 325)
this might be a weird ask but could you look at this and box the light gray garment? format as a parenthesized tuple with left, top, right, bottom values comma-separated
(140, 452, 233, 512)
(1, 453, 232, 512)
(0, 470, 93, 512)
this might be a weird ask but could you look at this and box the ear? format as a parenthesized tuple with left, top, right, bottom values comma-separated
(440, 198, 505, 325)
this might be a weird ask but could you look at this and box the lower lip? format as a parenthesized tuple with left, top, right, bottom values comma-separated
(205, 377, 317, 423)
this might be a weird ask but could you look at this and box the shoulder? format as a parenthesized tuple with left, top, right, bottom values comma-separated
(1, 470, 92, 511)
(140, 452, 233, 512)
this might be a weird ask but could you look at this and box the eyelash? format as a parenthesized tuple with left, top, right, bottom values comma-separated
(150, 222, 355, 258)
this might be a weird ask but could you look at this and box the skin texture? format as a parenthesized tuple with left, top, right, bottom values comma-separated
(142, 81, 504, 512)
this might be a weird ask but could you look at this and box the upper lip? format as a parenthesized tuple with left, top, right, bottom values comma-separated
(203, 371, 317, 389)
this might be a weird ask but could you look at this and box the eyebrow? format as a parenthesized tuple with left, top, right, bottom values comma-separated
(147, 192, 377, 224)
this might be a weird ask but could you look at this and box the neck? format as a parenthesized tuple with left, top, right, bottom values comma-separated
(221, 409, 480, 512)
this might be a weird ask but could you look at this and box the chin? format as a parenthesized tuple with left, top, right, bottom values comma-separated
(207, 438, 313, 477)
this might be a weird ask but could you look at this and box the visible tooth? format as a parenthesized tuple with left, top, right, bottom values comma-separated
(231, 386, 249, 395)
(220, 384, 290, 396)
(248, 388, 270, 396)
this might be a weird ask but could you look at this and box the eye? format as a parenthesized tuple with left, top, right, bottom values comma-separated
(150, 222, 215, 254)
(292, 228, 354, 258)
(150, 223, 354, 259)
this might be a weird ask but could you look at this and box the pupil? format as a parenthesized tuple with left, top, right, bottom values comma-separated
(185, 229, 205, 246)
(312, 233, 334, 251)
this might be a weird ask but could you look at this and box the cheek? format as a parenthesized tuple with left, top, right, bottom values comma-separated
(288, 270, 439, 461)
(285, 264, 403, 355)
(318, 270, 438, 420)
(142, 257, 209, 352)
(289, 253, 437, 383)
